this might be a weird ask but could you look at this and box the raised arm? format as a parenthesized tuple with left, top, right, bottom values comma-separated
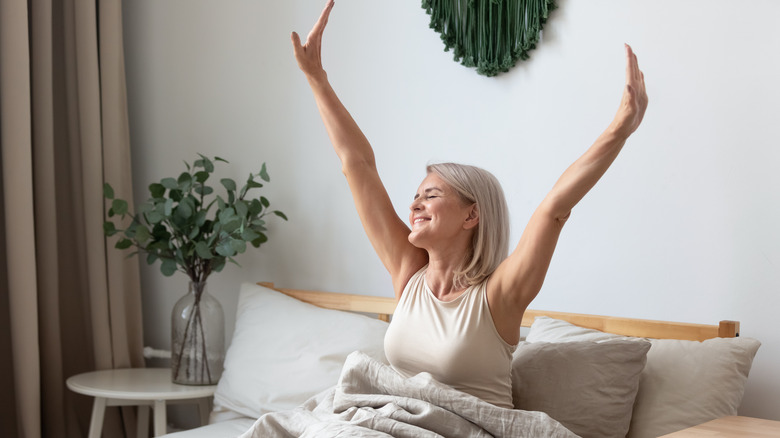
(291, 1, 427, 295)
(489, 45, 648, 336)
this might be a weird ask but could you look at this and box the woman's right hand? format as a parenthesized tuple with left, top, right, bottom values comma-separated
(291, 0, 334, 81)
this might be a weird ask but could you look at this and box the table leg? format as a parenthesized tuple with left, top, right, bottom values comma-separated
(153, 400, 166, 437)
(88, 397, 106, 438)
(137, 405, 150, 438)
(197, 398, 210, 426)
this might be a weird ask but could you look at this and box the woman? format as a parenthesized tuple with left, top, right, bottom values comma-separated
(291, 0, 647, 409)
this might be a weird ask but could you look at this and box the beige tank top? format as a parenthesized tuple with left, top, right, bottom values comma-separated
(384, 266, 515, 408)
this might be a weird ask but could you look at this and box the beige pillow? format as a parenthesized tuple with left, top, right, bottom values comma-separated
(512, 340, 650, 438)
(627, 337, 761, 438)
(527, 316, 761, 438)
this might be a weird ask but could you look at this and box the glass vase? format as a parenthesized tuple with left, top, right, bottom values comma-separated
(171, 281, 225, 385)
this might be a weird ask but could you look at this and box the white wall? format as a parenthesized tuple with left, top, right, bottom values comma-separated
(123, 0, 780, 421)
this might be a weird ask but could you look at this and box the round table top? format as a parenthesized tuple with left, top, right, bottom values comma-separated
(66, 368, 217, 400)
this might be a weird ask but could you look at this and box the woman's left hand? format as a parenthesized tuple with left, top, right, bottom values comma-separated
(609, 44, 648, 139)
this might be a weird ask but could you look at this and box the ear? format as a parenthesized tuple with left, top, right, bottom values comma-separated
(463, 204, 479, 230)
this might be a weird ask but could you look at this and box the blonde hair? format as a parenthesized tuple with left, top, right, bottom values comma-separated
(426, 163, 510, 288)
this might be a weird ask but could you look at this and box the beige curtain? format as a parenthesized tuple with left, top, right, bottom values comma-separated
(0, 0, 144, 437)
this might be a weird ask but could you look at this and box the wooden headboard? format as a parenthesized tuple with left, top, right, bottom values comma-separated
(259, 282, 739, 341)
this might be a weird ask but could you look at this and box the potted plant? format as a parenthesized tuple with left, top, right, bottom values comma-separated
(103, 154, 287, 384)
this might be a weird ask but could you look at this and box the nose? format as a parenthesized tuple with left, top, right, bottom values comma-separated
(410, 197, 422, 211)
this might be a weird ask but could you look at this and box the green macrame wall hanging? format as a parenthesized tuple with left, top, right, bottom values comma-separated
(422, 0, 557, 77)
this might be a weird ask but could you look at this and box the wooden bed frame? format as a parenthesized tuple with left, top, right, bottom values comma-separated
(259, 282, 739, 341)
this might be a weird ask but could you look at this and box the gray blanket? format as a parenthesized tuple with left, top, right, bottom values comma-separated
(239, 352, 578, 438)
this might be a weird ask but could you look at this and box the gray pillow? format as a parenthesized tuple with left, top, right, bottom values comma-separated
(525, 316, 762, 438)
(512, 340, 651, 438)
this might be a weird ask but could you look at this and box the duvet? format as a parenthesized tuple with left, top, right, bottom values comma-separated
(238, 352, 578, 438)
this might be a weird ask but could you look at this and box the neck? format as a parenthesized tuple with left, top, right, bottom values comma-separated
(425, 247, 469, 300)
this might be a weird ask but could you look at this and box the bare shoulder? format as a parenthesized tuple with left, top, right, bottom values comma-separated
(391, 253, 428, 300)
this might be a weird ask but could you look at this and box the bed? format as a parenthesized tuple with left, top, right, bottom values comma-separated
(162, 282, 760, 438)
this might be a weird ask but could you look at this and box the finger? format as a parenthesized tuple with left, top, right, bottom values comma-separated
(291, 31, 303, 56)
(632, 51, 640, 81)
(625, 44, 641, 84)
(312, 0, 335, 37)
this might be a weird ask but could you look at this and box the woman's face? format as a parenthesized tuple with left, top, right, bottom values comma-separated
(408, 173, 476, 249)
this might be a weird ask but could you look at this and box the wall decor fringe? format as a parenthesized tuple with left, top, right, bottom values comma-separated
(422, 0, 557, 77)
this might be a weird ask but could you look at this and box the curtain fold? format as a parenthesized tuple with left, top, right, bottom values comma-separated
(0, 0, 144, 437)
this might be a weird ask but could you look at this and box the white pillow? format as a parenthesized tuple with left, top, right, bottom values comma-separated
(527, 316, 761, 438)
(211, 283, 389, 422)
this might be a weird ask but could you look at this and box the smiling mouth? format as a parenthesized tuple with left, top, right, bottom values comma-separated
(413, 218, 430, 225)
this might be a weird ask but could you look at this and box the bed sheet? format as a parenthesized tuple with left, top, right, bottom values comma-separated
(160, 417, 255, 438)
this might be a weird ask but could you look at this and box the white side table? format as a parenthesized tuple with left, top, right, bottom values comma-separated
(66, 368, 217, 438)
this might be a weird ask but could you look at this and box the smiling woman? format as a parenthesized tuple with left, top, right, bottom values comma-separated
(409, 163, 510, 292)
(292, 0, 647, 410)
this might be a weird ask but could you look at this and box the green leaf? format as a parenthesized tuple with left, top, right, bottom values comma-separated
(152, 223, 169, 239)
(221, 178, 236, 192)
(135, 225, 152, 244)
(214, 196, 226, 211)
(198, 154, 214, 172)
(218, 206, 235, 223)
(183, 242, 195, 258)
(259, 163, 270, 182)
(124, 222, 137, 238)
(112, 199, 128, 216)
(176, 199, 193, 219)
(115, 238, 133, 250)
(231, 239, 247, 254)
(251, 232, 268, 248)
(164, 198, 173, 217)
(260, 196, 270, 208)
(194, 171, 209, 183)
(215, 239, 235, 257)
(149, 183, 165, 198)
(273, 210, 288, 220)
(161, 177, 178, 190)
(195, 241, 213, 259)
(169, 189, 183, 202)
(103, 221, 117, 236)
(194, 210, 207, 227)
(138, 202, 155, 214)
(222, 219, 241, 234)
(160, 258, 178, 276)
(212, 257, 226, 273)
(174, 248, 184, 264)
(177, 172, 192, 188)
(235, 200, 248, 218)
(241, 228, 260, 242)
(147, 252, 158, 264)
(246, 179, 263, 189)
(103, 183, 115, 199)
(248, 199, 263, 216)
(146, 211, 163, 224)
(214, 156, 229, 163)
(194, 185, 213, 196)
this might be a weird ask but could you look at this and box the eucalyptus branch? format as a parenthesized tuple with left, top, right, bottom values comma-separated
(103, 154, 287, 283)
